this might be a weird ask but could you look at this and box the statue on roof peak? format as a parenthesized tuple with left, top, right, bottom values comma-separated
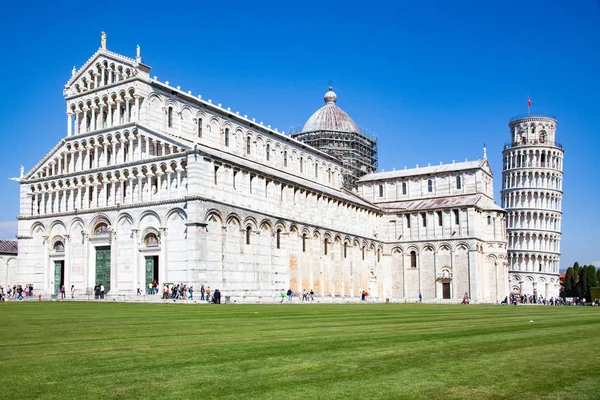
(101, 31, 106, 49)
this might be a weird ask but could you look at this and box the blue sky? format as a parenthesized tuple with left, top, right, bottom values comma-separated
(0, 0, 598, 270)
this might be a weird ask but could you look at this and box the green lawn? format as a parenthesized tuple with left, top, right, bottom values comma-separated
(0, 302, 598, 400)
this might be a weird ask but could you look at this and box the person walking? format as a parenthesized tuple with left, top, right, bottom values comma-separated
(280, 290, 286, 303)
(71, 285, 75, 299)
(100, 284, 105, 299)
(287, 289, 293, 302)
(205, 287, 211, 303)
(200, 284, 205, 300)
(60, 285, 66, 299)
(188, 286, 194, 300)
(137, 282, 142, 296)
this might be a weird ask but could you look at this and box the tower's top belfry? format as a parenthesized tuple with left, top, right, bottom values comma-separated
(508, 114, 558, 147)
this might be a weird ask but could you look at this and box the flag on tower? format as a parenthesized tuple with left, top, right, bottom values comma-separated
(527, 94, 532, 107)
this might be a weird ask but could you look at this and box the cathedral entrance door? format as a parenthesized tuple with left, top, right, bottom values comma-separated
(54, 261, 65, 295)
(145, 256, 159, 289)
(95, 246, 111, 294)
(442, 282, 451, 299)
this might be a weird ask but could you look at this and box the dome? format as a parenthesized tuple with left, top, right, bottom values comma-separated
(301, 87, 360, 133)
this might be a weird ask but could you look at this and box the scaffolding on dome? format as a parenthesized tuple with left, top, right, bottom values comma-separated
(290, 126, 378, 189)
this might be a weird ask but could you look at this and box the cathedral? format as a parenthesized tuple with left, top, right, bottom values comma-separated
(14, 36, 511, 303)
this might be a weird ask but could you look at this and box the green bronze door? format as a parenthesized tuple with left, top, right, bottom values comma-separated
(95, 246, 111, 293)
(145, 257, 155, 288)
(54, 261, 63, 295)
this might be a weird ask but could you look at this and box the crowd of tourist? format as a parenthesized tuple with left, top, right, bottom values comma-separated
(137, 281, 225, 303)
(0, 285, 34, 301)
(502, 294, 568, 306)
(1, 282, 598, 306)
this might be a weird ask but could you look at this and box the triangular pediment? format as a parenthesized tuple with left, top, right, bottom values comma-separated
(23, 124, 191, 182)
(64, 48, 148, 98)
(481, 159, 493, 176)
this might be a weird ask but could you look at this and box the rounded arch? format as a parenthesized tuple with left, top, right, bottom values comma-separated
(164, 98, 179, 110)
(49, 220, 67, 236)
(422, 243, 435, 252)
(68, 218, 85, 236)
(454, 242, 470, 252)
(138, 210, 162, 229)
(52, 236, 65, 252)
(259, 219, 273, 232)
(406, 245, 420, 253)
(225, 213, 242, 227)
(89, 214, 112, 233)
(205, 209, 224, 225)
(243, 216, 258, 231)
(117, 213, 134, 233)
(438, 243, 451, 253)
(391, 246, 403, 254)
(274, 220, 287, 233)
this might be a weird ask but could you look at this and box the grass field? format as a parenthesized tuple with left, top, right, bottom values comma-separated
(0, 302, 598, 400)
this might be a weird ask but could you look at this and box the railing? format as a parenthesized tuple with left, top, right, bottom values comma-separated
(504, 140, 563, 149)
(509, 113, 557, 122)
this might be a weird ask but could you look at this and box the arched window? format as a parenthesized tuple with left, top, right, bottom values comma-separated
(344, 242, 348, 258)
(144, 232, 159, 247)
(300, 157, 303, 173)
(246, 226, 252, 245)
(266, 143, 270, 161)
(402, 182, 407, 195)
(246, 137, 251, 155)
(53, 240, 65, 252)
(315, 163, 318, 178)
(427, 179, 433, 193)
(302, 233, 307, 252)
(362, 246, 365, 260)
(377, 248, 381, 263)
(197, 118, 203, 137)
(539, 131, 546, 143)
(224, 128, 229, 147)
(487, 216, 492, 225)
(456, 176, 462, 189)
(379, 184, 384, 197)
(410, 251, 417, 268)
(167, 107, 173, 128)
(283, 151, 287, 167)
(276, 228, 281, 249)
(324, 238, 328, 255)
(328, 169, 331, 183)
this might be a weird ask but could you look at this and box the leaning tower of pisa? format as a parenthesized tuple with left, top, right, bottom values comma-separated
(501, 114, 564, 300)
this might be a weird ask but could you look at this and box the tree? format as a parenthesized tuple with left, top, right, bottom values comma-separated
(597, 267, 600, 288)
(579, 265, 588, 300)
(572, 262, 581, 298)
(586, 265, 597, 301)
(563, 267, 574, 298)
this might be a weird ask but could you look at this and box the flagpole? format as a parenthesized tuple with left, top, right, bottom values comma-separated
(527, 93, 530, 117)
